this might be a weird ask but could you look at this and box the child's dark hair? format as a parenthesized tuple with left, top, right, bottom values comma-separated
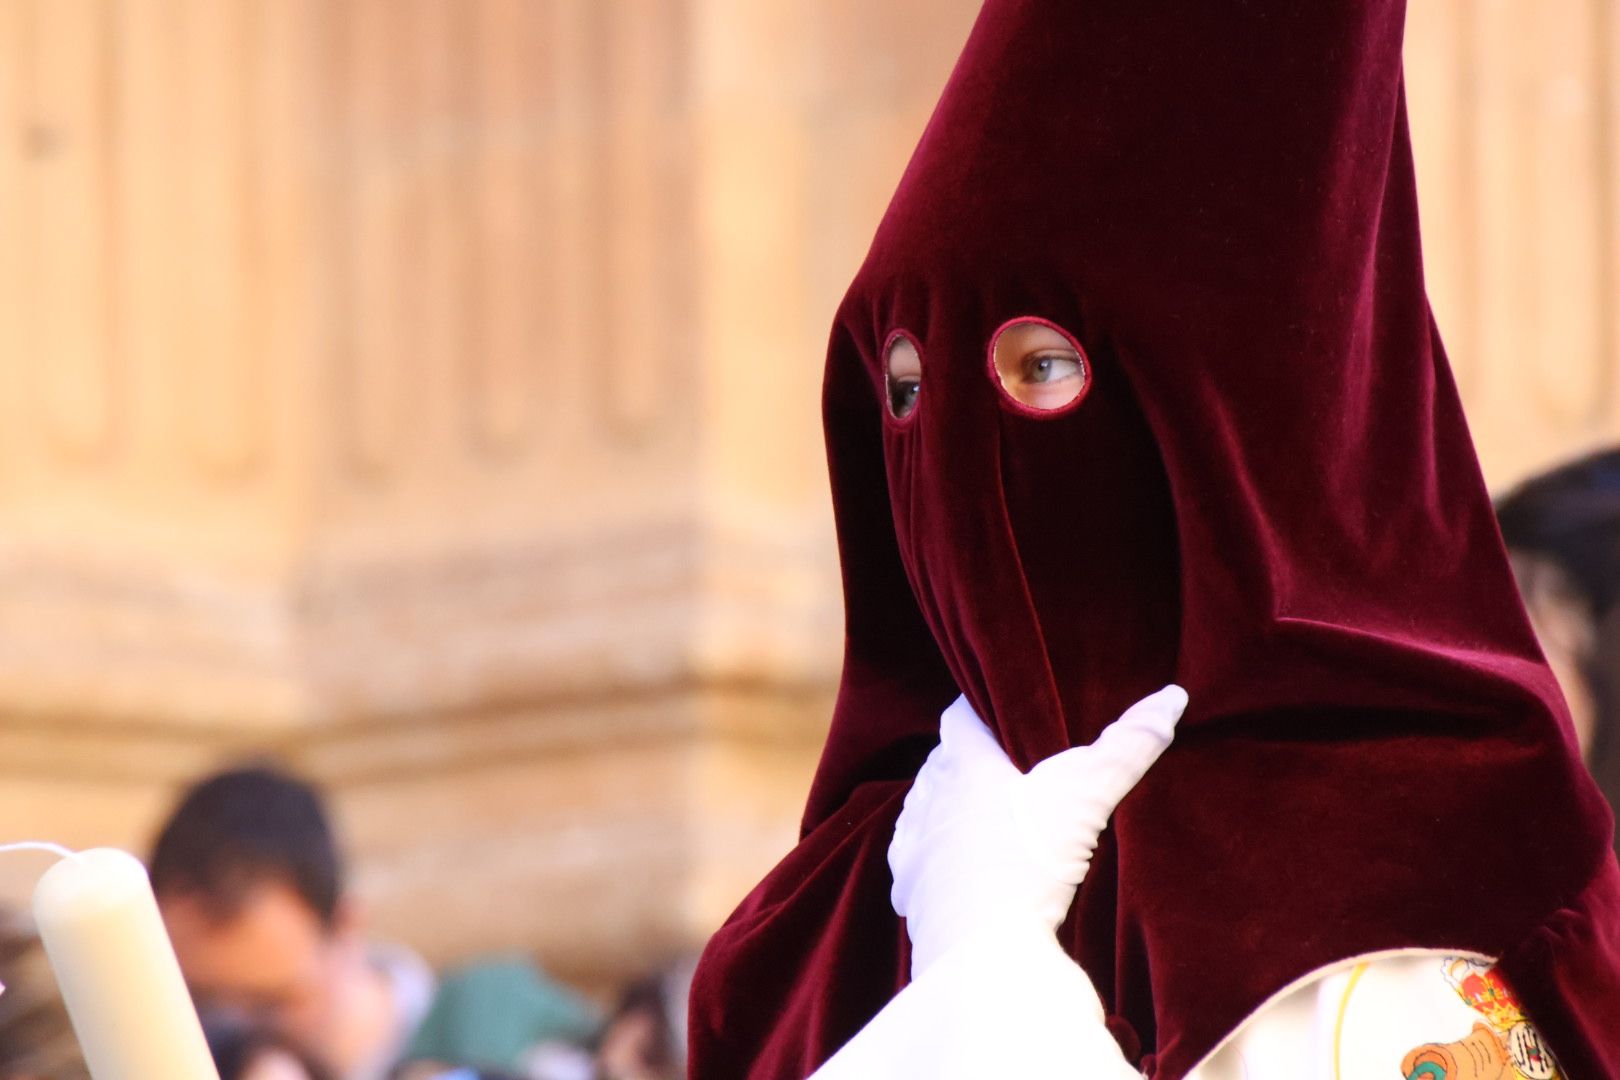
(149, 764, 342, 926)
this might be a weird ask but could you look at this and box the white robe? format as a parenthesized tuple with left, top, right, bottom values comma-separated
(812, 927, 1559, 1079)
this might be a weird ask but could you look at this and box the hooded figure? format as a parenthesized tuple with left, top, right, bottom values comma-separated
(689, 1, 1620, 1077)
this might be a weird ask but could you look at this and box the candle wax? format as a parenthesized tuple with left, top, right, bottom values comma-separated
(32, 847, 220, 1080)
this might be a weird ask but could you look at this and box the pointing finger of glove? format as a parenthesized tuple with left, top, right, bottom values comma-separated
(1025, 684, 1187, 813)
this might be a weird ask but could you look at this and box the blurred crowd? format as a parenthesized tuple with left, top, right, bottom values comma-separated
(4, 445, 1620, 1080)
(1, 761, 693, 1080)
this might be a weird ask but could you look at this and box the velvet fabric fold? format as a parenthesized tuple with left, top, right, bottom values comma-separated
(690, 1, 1620, 1076)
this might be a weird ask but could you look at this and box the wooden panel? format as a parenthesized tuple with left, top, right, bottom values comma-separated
(25, 0, 118, 461)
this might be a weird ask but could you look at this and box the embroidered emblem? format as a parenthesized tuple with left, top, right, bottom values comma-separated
(1402, 1023, 1511, 1080)
(1442, 959, 1526, 1030)
(1400, 959, 1563, 1080)
(1503, 1023, 1558, 1080)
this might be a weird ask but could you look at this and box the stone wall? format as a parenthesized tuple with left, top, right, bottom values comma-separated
(0, 1, 1616, 991)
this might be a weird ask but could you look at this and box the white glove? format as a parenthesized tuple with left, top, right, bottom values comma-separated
(888, 685, 1187, 980)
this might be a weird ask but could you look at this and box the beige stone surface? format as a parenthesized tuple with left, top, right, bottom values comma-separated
(1406, 0, 1620, 484)
(0, 681, 832, 994)
(0, 0, 978, 985)
(0, 0, 1617, 990)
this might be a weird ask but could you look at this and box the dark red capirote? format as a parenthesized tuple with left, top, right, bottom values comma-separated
(687, 1, 1620, 1076)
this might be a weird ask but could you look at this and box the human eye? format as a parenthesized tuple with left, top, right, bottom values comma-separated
(889, 377, 922, 416)
(884, 333, 924, 421)
(1021, 352, 1082, 385)
(991, 318, 1091, 413)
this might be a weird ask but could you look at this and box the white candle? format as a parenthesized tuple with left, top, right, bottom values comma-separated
(31, 847, 220, 1080)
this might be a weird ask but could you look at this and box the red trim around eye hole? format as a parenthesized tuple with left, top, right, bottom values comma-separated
(882, 327, 925, 427)
(986, 315, 1093, 419)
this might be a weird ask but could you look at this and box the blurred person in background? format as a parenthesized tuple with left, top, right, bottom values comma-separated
(202, 1010, 335, 1080)
(0, 911, 87, 1080)
(151, 764, 601, 1080)
(590, 958, 694, 1080)
(400, 957, 600, 1080)
(1497, 446, 1620, 850)
(149, 765, 435, 1080)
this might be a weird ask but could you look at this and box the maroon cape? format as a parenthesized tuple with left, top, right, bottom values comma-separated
(689, 2, 1620, 1076)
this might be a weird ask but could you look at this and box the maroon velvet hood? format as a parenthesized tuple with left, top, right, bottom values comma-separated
(690, 2, 1620, 1076)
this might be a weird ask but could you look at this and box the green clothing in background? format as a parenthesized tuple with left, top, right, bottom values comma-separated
(405, 956, 602, 1071)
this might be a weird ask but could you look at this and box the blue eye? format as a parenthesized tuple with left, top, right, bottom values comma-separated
(990, 317, 1092, 413)
(1022, 353, 1082, 384)
(884, 333, 924, 420)
(889, 378, 921, 417)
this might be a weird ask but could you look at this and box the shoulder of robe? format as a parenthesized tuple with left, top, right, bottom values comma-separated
(1188, 952, 1564, 1080)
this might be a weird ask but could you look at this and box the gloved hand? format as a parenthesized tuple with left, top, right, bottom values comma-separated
(888, 685, 1187, 980)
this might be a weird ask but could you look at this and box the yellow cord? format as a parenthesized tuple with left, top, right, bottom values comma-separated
(1333, 963, 1370, 1080)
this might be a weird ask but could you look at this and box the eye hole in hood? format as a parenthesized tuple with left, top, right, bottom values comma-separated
(884, 330, 924, 422)
(990, 316, 1091, 415)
